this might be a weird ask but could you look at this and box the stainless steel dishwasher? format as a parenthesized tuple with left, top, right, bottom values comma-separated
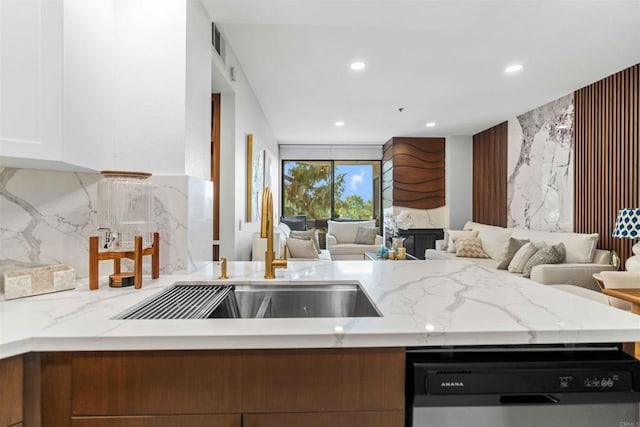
(407, 345, 640, 427)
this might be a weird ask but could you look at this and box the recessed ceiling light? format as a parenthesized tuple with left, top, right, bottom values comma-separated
(335, 121, 345, 127)
(505, 63, 524, 74)
(350, 61, 366, 71)
(426, 122, 436, 128)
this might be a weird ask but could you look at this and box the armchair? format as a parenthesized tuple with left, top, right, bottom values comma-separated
(326, 220, 383, 260)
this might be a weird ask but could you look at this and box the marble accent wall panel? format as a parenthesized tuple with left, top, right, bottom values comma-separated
(0, 168, 101, 282)
(384, 206, 449, 229)
(507, 94, 574, 231)
(0, 168, 212, 287)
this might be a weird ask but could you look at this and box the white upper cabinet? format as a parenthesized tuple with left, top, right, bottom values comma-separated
(0, 0, 65, 168)
(0, 0, 207, 174)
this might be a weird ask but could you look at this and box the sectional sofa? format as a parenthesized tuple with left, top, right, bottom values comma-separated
(425, 221, 614, 291)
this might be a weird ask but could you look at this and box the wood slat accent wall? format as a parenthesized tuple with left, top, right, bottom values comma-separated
(382, 142, 393, 209)
(383, 137, 445, 210)
(472, 122, 508, 227)
(574, 64, 640, 264)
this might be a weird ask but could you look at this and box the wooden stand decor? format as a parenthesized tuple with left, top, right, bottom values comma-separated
(89, 232, 160, 290)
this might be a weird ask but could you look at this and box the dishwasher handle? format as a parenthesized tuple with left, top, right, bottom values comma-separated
(500, 394, 560, 405)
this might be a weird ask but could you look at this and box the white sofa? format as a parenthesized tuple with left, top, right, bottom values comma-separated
(326, 220, 383, 260)
(252, 223, 331, 261)
(425, 221, 614, 291)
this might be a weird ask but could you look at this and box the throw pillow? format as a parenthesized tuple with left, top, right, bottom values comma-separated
(455, 237, 489, 258)
(497, 238, 530, 270)
(354, 226, 378, 245)
(286, 237, 319, 259)
(290, 228, 320, 253)
(522, 243, 566, 278)
(475, 227, 513, 261)
(507, 242, 540, 273)
(446, 230, 478, 253)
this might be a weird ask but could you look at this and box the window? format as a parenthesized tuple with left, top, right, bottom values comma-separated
(282, 160, 381, 222)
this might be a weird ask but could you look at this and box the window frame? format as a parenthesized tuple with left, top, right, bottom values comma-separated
(281, 159, 382, 223)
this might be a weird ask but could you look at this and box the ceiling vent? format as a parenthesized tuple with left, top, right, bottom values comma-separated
(212, 22, 226, 63)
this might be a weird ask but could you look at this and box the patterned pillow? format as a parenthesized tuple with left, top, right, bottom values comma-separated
(446, 230, 479, 253)
(522, 243, 566, 278)
(455, 237, 489, 258)
(497, 238, 530, 270)
(354, 226, 378, 245)
(507, 242, 540, 273)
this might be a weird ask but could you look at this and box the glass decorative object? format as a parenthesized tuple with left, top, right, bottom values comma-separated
(89, 171, 159, 290)
(98, 171, 153, 251)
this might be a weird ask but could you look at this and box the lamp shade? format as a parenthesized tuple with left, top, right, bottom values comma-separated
(612, 208, 640, 239)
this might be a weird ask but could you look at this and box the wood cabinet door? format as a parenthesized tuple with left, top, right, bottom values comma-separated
(0, 356, 23, 427)
(71, 351, 243, 416)
(71, 414, 240, 427)
(241, 348, 405, 413)
(243, 411, 404, 427)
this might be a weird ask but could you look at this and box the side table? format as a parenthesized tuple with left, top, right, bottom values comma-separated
(600, 288, 640, 359)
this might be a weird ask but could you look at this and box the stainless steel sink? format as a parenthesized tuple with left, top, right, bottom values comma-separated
(116, 281, 381, 319)
(210, 283, 381, 318)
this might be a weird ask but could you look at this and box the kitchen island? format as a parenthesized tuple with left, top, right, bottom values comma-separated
(2, 260, 639, 357)
(1, 260, 639, 427)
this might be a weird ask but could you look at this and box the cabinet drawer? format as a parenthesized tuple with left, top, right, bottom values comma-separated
(71, 414, 240, 427)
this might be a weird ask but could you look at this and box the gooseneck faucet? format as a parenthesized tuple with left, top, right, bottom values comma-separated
(261, 187, 287, 279)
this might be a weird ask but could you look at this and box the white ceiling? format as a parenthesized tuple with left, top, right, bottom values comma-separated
(201, 0, 640, 145)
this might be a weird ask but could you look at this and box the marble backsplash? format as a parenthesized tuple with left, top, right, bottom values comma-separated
(507, 93, 574, 232)
(383, 205, 449, 240)
(0, 168, 212, 287)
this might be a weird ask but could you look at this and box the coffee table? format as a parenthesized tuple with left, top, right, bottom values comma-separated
(363, 251, 418, 261)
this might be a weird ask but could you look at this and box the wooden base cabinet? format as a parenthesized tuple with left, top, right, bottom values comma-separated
(244, 411, 404, 427)
(33, 348, 404, 427)
(0, 356, 23, 427)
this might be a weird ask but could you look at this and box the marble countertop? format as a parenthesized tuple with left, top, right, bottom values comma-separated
(2, 260, 639, 359)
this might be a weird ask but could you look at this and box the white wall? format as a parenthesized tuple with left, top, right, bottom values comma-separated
(210, 25, 279, 261)
(446, 135, 473, 229)
(185, 0, 213, 181)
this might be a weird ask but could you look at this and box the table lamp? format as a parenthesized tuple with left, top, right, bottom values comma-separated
(612, 208, 640, 271)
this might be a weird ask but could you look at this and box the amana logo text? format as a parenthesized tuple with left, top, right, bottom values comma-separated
(440, 381, 464, 387)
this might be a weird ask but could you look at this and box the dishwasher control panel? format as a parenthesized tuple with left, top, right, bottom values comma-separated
(427, 370, 633, 394)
